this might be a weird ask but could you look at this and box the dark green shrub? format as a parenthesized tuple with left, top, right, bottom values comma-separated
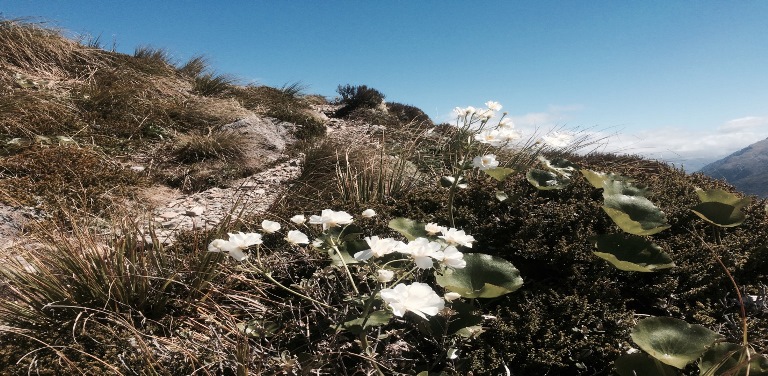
(334, 84, 385, 118)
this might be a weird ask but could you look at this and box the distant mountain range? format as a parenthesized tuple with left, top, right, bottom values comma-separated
(699, 137, 768, 197)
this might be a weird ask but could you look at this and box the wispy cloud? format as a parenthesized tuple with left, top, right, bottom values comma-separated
(601, 116, 768, 171)
(511, 104, 584, 129)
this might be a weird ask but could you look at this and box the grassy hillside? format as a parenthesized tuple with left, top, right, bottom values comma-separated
(1, 19, 766, 375)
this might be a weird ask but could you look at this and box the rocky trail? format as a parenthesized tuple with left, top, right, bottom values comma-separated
(0, 104, 381, 254)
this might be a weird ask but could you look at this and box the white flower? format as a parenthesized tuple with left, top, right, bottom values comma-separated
(361, 209, 376, 218)
(541, 131, 573, 148)
(497, 128, 522, 144)
(308, 209, 354, 230)
(377, 269, 395, 283)
(311, 238, 324, 248)
(207, 232, 262, 261)
(261, 220, 281, 233)
(477, 109, 495, 122)
(290, 214, 306, 224)
(439, 228, 475, 248)
(497, 118, 514, 129)
(354, 236, 406, 261)
(227, 232, 263, 248)
(474, 129, 504, 147)
(401, 237, 444, 269)
(380, 282, 445, 319)
(441, 246, 467, 269)
(485, 101, 502, 111)
(286, 230, 309, 245)
(207, 238, 228, 253)
(472, 154, 499, 170)
(424, 222, 445, 236)
(444, 292, 462, 302)
(453, 106, 467, 119)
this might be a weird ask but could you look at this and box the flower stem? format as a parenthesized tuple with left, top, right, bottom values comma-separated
(331, 245, 360, 295)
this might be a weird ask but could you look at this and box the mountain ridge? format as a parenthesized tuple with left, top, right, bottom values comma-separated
(699, 137, 768, 197)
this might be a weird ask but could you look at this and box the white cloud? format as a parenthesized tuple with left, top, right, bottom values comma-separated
(719, 116, 768, 132)
(600, 116, 768, 171)
(511, 104, 583, 129)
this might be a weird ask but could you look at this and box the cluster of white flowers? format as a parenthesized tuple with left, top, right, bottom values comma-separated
(209, 211, 471, 321)
(353, 223, 472, 271)
(540, 131, 574, 148)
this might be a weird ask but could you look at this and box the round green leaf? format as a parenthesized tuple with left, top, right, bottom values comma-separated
(631, 317, 723, 369)
(591, 233, 675, 272)
(699, 342, 768, 376)
(615, 353, 678, 376)
(526, 169, 570, 190)
(691, 188, 751, 227)
(580, 169, 635, 189)
(539, 156, 579, 177)
(603, 180, 670, 235)
(435, 253, 523, 298)
(388, 217, 428, 241)
(691, 202, 747, 227)
(484, 167, 517, 182)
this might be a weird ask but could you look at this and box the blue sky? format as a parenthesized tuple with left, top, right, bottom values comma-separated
(2, 1, 767, 170)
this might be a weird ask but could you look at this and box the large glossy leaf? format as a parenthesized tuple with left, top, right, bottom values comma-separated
(699, 342, 768, 376)
(484, 167, 516, 182)
(591, 233, 675, 272)
(539, 156, 579, 177)
(615, 353, 678, 376)
(603, 180, 670, 235)
(435, 253, 523, 298)
(691, 188, 752, 227)
(581, 169, 634, 189)
(526, 169, 570, 190)
(631, 317, 723, 369)
(388, 217, 428, 241)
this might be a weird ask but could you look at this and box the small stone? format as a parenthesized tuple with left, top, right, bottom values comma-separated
(130, 166, 145, 172)
(159, 211, 180, 220)
(186, 206, 205, 217)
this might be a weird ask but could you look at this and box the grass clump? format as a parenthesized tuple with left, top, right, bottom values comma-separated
(0, 146, 144, 218)
(231, 84, 326, 139)
(171, 129, 244, 163)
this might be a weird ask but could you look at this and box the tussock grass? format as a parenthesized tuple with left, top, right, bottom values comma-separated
(172, 129, 244, 163)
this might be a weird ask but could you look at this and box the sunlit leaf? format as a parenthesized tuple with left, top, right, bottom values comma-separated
(539, 156, 579, 177)
(343, 310, 392, 334)
(699, 342, 768, 376)
(603, 180, 670, 235)
(526, 169, 570, 190)
(691, 188, 752, 227)
(615, 353, 678, 376)
(581, 169, 634, 189)
(388, 217, 428, 241)
(631, 316, 723, 369)
(484, 167, 516, 182)
(435, 253, 523, 298)
(591, 233, 675, 272)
